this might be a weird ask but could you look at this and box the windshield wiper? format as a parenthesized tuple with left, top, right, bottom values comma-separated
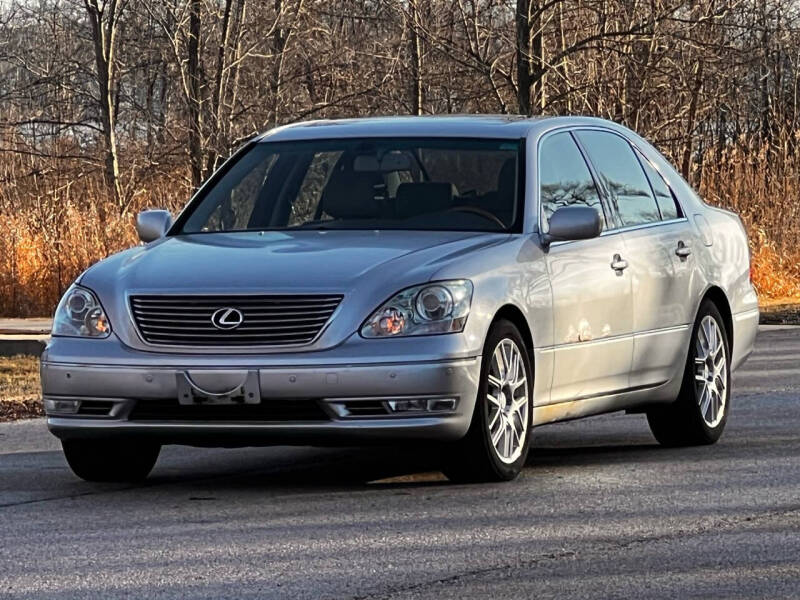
(285, 222, 334, 230)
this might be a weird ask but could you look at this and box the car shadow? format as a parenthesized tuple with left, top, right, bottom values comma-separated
(528, 442, 667, 469)
(145, 437, 680, 493)
(150, 444, 449, 491)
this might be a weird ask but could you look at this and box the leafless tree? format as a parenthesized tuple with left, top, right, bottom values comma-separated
(3, 0, 800, 315)
(83, 0, 126, 207)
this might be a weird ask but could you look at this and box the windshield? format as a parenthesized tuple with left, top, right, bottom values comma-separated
(177, 138, 523, 234)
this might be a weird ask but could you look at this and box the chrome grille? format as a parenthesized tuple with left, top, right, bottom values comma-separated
(130, 294, 343, 347)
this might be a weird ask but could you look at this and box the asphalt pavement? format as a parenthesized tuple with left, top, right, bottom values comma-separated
(1, 326, 798, 599)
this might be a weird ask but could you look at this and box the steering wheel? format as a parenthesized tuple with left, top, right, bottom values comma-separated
(445, 205, 506, 228)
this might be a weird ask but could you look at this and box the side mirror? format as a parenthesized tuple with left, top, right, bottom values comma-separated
(542, 206, 602, 247)
(136, 209, 173, 243)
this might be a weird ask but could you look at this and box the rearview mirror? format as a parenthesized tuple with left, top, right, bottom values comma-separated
(353, 152, 412, 172)
(542, 206, 602, 246)
(379, 152, 412, 171)
(136, 209, 173, 243)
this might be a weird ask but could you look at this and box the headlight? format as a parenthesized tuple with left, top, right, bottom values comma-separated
(52, 285, 112, 338)
(361, 280, 473, 338)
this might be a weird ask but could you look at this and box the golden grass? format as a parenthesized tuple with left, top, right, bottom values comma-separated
(759, 296, 800, 307)
(750, 245, 800, 302)
(0, 356, 43, 421)
(2, 194, 798, 314)
(697, 137, 800, 303)
(0, 135, 799, 316)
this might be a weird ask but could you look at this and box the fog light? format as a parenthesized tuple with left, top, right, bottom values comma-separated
(427, 398, 457, 411)
(386, 398, 458, 413)
(44, 398, 80, 414)
(387, 399, 427, 412)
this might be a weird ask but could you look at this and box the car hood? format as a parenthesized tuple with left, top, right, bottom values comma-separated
(79, 230, 510, 352)
(82, 230, 504, 293)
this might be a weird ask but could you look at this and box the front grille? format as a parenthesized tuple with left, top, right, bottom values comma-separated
(130, 294, 343, 347)
(128, 399, 330, 422)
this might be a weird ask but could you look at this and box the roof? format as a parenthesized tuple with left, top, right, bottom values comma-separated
(257, 115, 562, 142)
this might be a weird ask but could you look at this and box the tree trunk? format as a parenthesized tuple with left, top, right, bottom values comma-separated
(408, 0, 423, 115)
(84, 0, 124, 209)
(206, 0, 235, 174)
(269, 0, 302, 128)
(532, 1, 544, 113)
(515, 0, 532, 115)
(516, 0, 543, 115)
(556, 2, 571, 113)
(187, 0, 204, 189)
(682, 61, 704, 182)
(760, 0, 772, 142)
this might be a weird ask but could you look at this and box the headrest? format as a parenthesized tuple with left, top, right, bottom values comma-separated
(396, 182, 453, 218)
(322, 170, 383, 219)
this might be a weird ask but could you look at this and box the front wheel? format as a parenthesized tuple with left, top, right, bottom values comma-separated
(647, 300, 731, 446)
(442, 320, 533, 482)
(62, 439, 161, 482)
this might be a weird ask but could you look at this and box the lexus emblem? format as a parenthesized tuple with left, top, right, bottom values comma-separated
(211, 307, 244, 330)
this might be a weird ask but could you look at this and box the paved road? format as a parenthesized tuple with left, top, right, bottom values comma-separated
(1, 327, 799, 599)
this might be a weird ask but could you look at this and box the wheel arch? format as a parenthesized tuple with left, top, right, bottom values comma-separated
(699, 286, 734, 348)
(490, 304, 535, 354)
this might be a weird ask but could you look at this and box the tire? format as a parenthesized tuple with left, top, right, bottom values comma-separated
(647, 300, 731, 447)
(442, 319, 534, 482)
(62, 439, 161, 482)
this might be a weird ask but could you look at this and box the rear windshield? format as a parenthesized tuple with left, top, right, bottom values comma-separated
(177, 138, 523, 234)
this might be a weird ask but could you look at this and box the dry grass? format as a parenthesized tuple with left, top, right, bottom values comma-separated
(698, 137, 800, 302)
(0, 144, 189, 318)
(750, 245, 800, 302)
(0, 356, 43, 421)
(1, 136, 800, 317)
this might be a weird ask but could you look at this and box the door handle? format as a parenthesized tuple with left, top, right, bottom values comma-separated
(610, 254, 628, 273)
(675, 241, 692, 259)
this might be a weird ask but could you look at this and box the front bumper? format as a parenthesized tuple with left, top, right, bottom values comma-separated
(42, 335, 482, 446)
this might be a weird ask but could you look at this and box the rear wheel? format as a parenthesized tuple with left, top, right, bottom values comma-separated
(62, 439, 161, 482)
(443, 320, 533, 482)
(647, 300, 730, 446)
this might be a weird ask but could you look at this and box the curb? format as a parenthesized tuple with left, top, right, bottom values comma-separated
(759, 303, 800, 326)
(0, 337, 47, 358)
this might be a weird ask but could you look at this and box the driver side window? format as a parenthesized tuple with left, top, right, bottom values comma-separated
(539, 132, 605, 230)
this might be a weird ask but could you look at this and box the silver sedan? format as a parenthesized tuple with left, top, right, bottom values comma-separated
(41, 116, 759, 482)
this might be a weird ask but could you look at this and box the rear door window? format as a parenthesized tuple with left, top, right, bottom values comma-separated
(575, 130, 661, 227)
(635, 149, 682, 221)
(538, 132, 606, 230)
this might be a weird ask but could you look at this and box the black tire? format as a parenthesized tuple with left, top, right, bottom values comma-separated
(647, 300, 731, 447)
(62, 439, 161, 482)
(442, 319, 534, 482)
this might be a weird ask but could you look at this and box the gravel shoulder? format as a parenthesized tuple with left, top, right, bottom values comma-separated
(759, 301, 800, 325)
(0, 355, 43, 422)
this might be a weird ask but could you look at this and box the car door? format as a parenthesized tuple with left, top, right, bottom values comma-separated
(574, 130, 694, 389)
(539, 131, 634, 405)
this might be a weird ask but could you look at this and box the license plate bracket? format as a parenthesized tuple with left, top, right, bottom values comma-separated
(176, 370, 260, 405)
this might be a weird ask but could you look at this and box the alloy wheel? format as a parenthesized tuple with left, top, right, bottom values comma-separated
(694, 315, 727, 428)
(486, 338, 529, 464)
